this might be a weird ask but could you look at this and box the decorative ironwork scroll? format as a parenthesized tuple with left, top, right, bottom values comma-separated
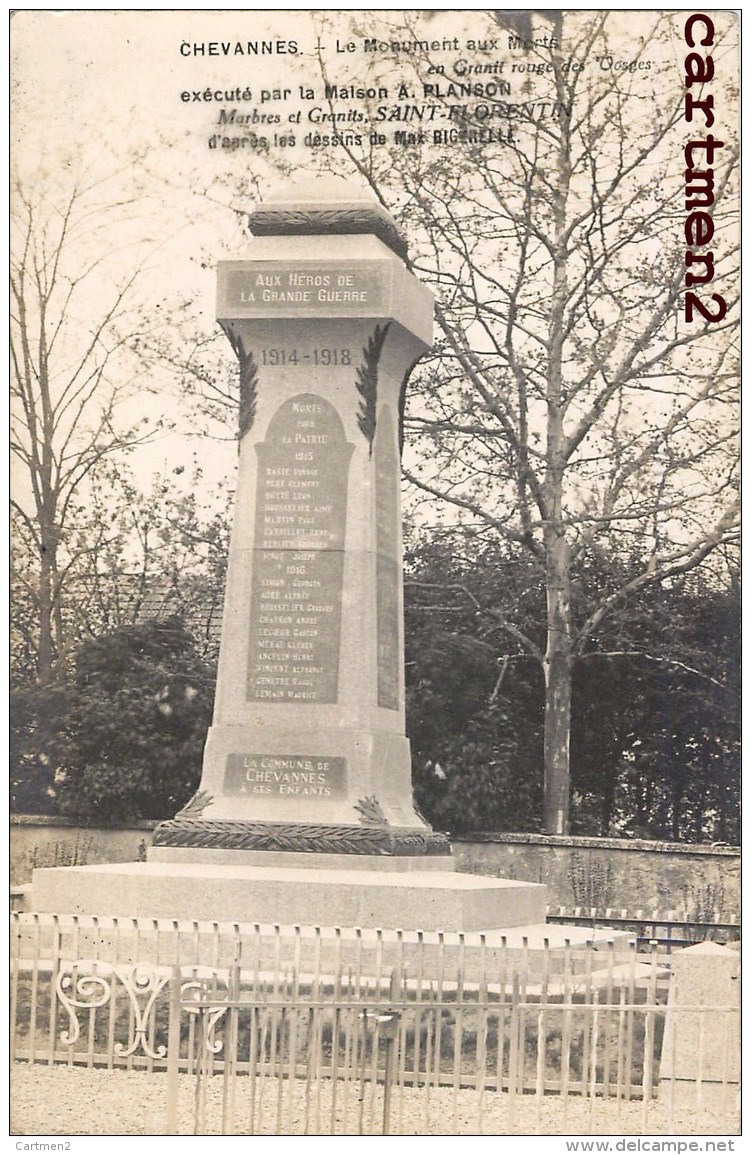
(54, 961, 231, 1061)
(181, 976, 230, 1055)
(56, 961, 170, 1059)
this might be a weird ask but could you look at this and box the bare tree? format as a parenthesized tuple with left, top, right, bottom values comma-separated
(306, 10, 739, 831)
(10, 173, 166, 683)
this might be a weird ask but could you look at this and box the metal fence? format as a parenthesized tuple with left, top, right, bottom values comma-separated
(547, 905, 741, 951)
(10, 913, 740, 1135)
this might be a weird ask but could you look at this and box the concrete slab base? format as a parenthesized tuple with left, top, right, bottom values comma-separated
(31, 861, 546, 932)
(148, 846, 456, 872)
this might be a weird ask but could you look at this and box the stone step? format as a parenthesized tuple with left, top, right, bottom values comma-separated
(30, 861, 547, 932)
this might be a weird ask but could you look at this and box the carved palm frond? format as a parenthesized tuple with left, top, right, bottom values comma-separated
(355, 322, 391, 454)
(354, 795, 389, 826)
(224, 328, 258, 444)
(175, 789, 213, 818)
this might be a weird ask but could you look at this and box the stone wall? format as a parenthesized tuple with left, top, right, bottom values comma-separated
(11, 818, 740, 920)
(452, 833, 740, 917)
(10, 815, 157, 886)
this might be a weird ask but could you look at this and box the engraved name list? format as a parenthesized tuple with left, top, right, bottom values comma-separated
(247, 394, 354, 703)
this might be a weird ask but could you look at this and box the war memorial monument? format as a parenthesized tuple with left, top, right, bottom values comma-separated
(32, 179, 551, 934)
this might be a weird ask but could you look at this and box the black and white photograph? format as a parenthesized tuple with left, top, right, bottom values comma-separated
(10, 8, 740, 1143)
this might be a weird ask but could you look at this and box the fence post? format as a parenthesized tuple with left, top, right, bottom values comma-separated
(221, 960, 241, 1135)
(659, 941, 740, 1114)
(165, 965, 182, 1134)
(10, 913, 20, 1064)
(381, 966, 403, 1135)
(507, 971, 521, 1128)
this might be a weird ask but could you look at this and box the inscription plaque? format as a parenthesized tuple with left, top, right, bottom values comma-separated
(247, 394, 353, 703)
(375, 406, 400, 710)
(225, 753, 347, 798)
(219, 262, 387, 317)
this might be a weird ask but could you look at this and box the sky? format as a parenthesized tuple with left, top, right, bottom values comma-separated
(11, 9, 502, 511)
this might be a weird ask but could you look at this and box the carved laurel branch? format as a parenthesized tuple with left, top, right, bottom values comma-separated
(250, 208, 409, 261)
(152, 818, 450, 856)
(224, 328, 259, 443)
(354, 795, 388, 826)
(356, 323, 391, 454)
(176, 789, 214, 818)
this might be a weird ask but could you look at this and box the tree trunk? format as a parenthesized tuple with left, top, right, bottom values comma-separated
(36, 528, 56, 686)
(541, 37, 573, 836)
(542, 524, 572, 834)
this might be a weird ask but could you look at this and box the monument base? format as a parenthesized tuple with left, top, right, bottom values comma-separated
(151, 815, 451, 857)
(149, 846, 456, 872)
(30, 860, 547, 932)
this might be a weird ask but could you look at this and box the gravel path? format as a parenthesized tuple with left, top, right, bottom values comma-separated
(11, 1064, 739, 1137)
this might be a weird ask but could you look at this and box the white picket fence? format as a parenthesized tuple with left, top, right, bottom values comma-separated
(10, 913, 740, 1135)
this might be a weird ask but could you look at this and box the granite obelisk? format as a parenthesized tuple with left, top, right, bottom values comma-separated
(152, 179, 450, 859)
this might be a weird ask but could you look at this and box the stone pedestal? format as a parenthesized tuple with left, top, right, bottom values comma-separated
(152, 179, 447, 859)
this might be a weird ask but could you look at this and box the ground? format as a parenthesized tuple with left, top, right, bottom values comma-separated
(11, 1064, 739, 1137)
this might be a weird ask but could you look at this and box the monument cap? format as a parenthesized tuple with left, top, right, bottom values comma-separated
(250, 176, 408, 261)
